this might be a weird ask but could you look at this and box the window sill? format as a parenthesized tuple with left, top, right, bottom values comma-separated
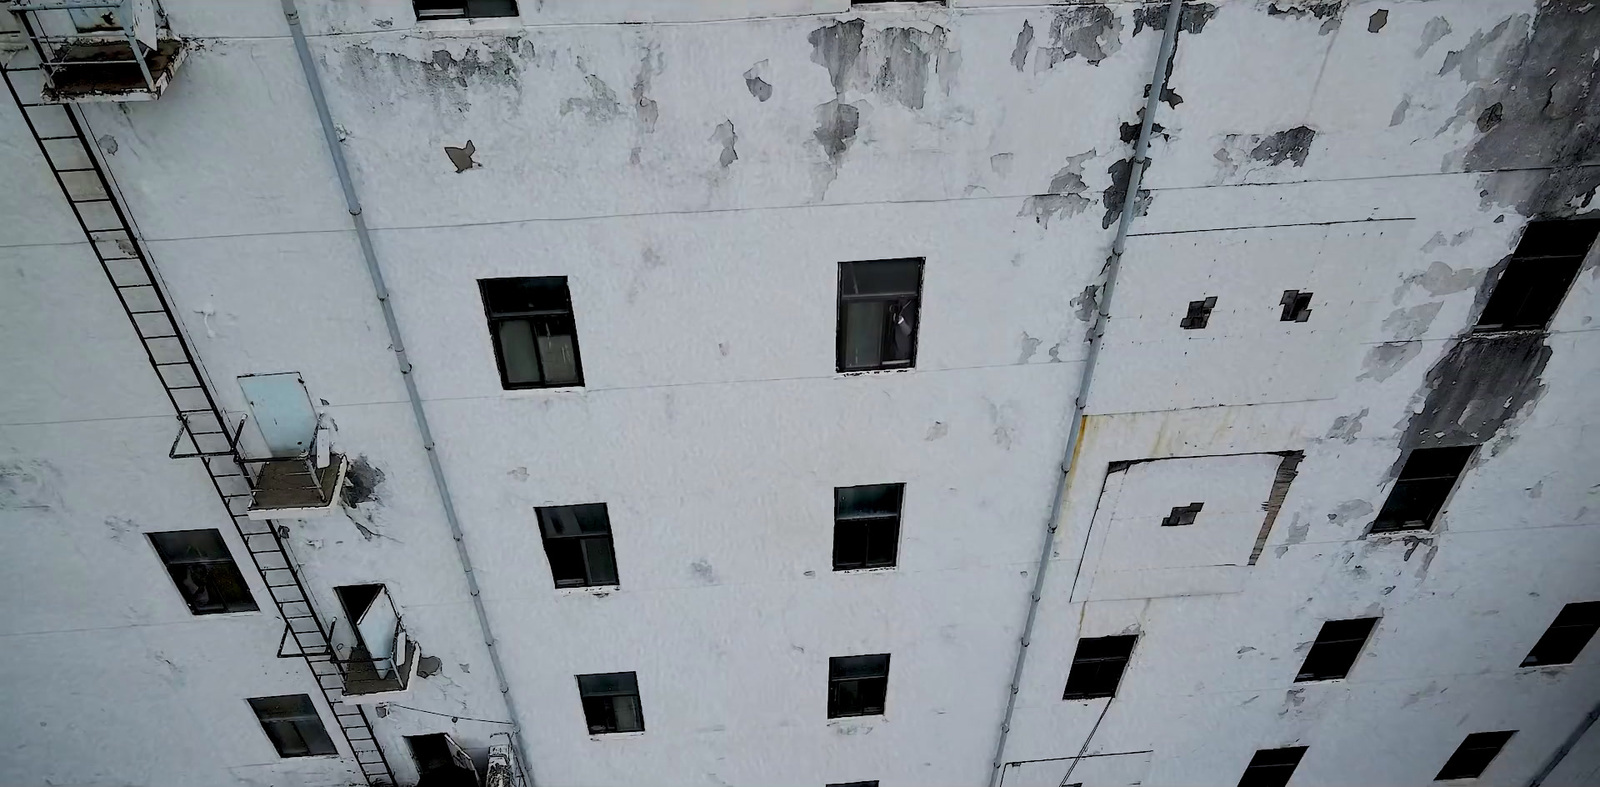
(192, 608, 265, 618)
(838, 367, 915, 378)
(1364, 527, 1436, 540)
(589, 730, 645, 741)
(411, 16, 526, 33)
(557, 584, 620, 598)
(835, 566, 897, 575)
(501, 384, 586, 400)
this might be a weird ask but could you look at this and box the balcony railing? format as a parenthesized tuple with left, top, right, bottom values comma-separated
(8, 0, 187, 102)
(328, 617, 418, 703)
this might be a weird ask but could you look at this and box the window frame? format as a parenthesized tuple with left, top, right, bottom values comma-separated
(1473, 218, 1598, 333)
(1062, 634, 1138, 700)
(414, 0, 520, 20)
(1237, 746, 1308, 787)
(535, 503, 620, 589)
(1295, 617, 1378, 682)
(1370, 446, 1475, 533)
(247, 695, 338, 758)
(828, 653, 891, 718)
(576, 672, 644, 734)
(1435, 730, 1516, 781)
(832, 483, 905, 571)
(1521, 601, 1600, 667)
(478, 276, 585, 390)
(147, 529, 259, 615)
(836, 259, 925, 373)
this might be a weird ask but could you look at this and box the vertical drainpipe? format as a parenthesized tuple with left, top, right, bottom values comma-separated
(277, 2, 536, 782)
(986, 1, 1186, 784)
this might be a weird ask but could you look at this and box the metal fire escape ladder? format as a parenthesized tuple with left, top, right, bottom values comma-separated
(2, 54, 395, 787)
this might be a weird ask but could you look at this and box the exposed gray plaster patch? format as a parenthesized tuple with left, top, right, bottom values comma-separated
(1409, 261, 1481, 296)
(1020, 149, 1096, 228)
(1018, 333, 1042, 364)
(814, 99, 861, 159)
(96, 134, 117, 155)
(743, 60, 772, 102)
(1463, 3, 1600, 216)
(711, 120, 738, 167)
(0, 459, 61, 511)
(1283, 514, 1310, 545)
(1357, 341, 1421, 382)
(1327, 499, 1375, 526)
(1048, 341, 1064, 362)
(444, 140, 478, 173)
(1011, 20, 1034, 71)
(1249, 126, 1317, 166)
(990, 152, 1015, 176)
(925, 421, 948, 441)
(341, 43, 527, 114)
(1382, 301, 1443, 340)
(1132, 2, 1217, 36)
(1399, 333, 1550, 450)
(1102, 157, 1151, 229)
(809, 19, 864, 95)
(1438, 17, 1516, 83)
(1419, 231, 1474, 253)
(1035, 5, 1123, 70)
(103, 516, 138, 543)
(507, 466, 528, 482)
(1417, 16, 1451, 57)
(1368, 9, 1388, 33)
(560, 74, 622, 122)
(632, 45, 662, 133)
(1071, 285, 1099, 322)
(690, 559, 718, 584)
(343, 455, 386, 507)
(1389, 96, 1410, 127)
(417, 655, 442, 677)
(1325, 408, 1368, 443)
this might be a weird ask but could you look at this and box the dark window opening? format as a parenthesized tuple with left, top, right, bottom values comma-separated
(1161, 502, 1204, 527)
(1279, 290, 1312, 322)
(1522, 601, 1600, 667)
(1062, 634, 1137, 700)
(1371, 446, 1474, 533)
(577, 672, 644, 734)
(1238, 746, 1308, 787)
(827, 783, 880, 787)
(248, 695, 337, 758)
(1435, 730, 1515, 781)
(838, 259, 923, 372)
(1475, 218, 1599, 332)
(479, 277, 583, 389)
(1180, 296, 1217, 329)
(414, 0, 519, 19)
(1296, 617, 1377, 681)
(537, 503, 619, 588)
(829, 653, 890, 718)
(148, 530, 258, 615)
(833, 483, 904, 570)
(407, 733, 477, 786)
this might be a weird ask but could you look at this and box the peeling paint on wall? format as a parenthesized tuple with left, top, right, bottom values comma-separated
(711, 120, 738, 168)
(1399, 333, 1550, 450)
(1034, 6, 1123, 71)
(1011, 20, 1034, 72)
(1265, 0, 1344, 35)
(1132, 2, 1217, 37)
(1020, 149, 1095, 228)
(1357, 341, 1421, 382)
(743, 60, 772, 102)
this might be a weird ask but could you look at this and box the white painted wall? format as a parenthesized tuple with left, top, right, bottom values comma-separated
(2, 0, 1597, 785)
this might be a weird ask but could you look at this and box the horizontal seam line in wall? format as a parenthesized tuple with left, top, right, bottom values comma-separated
(115, 163, 1586, 248)
(190, 2, 1163, 41)
(1004, 749, 1156, 767)
(0, 412, 184, 428)
(1267, 520, 1600, 548)
(1127, 216, 1414, 237)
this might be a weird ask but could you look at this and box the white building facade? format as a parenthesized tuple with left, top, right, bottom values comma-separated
(1, 1, 1598, 786)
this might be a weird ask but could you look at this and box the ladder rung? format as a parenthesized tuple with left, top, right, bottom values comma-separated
(167, 385, 203, 390)
(56, 166, 96, 172)
(129, 309, 166, 315)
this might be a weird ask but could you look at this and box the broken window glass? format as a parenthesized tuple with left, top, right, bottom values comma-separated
(537, 503, 620, 588)
(1434, 731, 1515, 781)
(1474, 219, 1599, 332)
(834, 483, 904, 570)
(1062, 634, 1137, 699)
(577, 672, 644, 734)
(1279, 290, 1312, 322)
(1295, 617, 1377, 681)
(1521, 601, 1600, 667)
(480, 277, 584, 389)
(147, 529, 258, 615)
(838, 260, 923, 372)
(1371, 446, 1474, 533)
(1237, 746, 1307, 787)
(1161, 502, 1203, 527)
(248, 695, 337, 757)
(1180, 296, 1217, 329)
(828, 653, 890, 717)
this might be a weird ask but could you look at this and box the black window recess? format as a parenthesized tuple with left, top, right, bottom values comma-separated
(148, 529, 259, 615)
(1371, 446, 1473, 533)
(1521, 601, 1600, 667)
(536, 503, 620, 588)
(577, 672, 644, 734)
(1062, 634, 1137, 700)
(1295, 617, 1377, 681)
(837, 259, 924, 372)
(1435, 730, 1515, 781)
(833, 483, 904, 570)
(479, 277, 584, 389)
(415, 0, 518, 20)
(1237, 746, 1308, 787)
(1474, 218, 1599, 332)
(248, 695, 337, 758)
(828, 653, 890, 718)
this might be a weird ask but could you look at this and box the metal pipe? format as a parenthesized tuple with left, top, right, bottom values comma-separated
(1528, 699, 1600, 787)
(277, 2, 535, 782)
(986, 2, 1185, 783)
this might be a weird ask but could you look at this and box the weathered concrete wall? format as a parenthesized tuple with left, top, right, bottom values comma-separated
(2, 0, 1597, 785)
